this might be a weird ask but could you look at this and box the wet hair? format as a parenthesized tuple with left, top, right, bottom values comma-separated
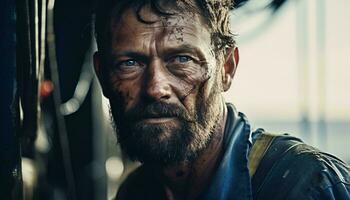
(95, 0, 235, 54)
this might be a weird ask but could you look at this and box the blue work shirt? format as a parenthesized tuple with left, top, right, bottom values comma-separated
(201, 104, 350, 200)
(200, 104, 253, 200)
(116, 104, 350, 199)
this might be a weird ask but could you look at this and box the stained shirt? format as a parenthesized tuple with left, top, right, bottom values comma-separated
(116, 104, 350, 200)
(200, 104, 254, 200)
(201, 104, 350, 200)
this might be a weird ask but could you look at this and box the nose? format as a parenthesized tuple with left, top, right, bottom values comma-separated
(146, 59, 171, 101)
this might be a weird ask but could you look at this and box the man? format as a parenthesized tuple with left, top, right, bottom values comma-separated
(93, 0, 350, 199)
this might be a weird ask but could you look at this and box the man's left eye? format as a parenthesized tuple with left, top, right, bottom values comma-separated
(173, 55, 192, 63)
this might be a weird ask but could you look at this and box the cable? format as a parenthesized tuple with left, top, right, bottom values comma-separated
(232, 0, 291, 44)
(59, 46, 94, 116)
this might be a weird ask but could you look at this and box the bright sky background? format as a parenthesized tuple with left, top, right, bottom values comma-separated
(223, 0, 350, 160)
(225, 0, 350, 122)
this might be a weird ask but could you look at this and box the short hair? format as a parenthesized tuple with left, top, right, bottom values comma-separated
(95, 0, 235, 55)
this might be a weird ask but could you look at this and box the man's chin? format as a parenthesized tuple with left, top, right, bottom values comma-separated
(132, 118, 181, 140)
(117, 122, 193, 165)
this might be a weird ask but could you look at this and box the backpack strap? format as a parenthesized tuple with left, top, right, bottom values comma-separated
(248, 131, 306, 199)
(248, 132, 276, 177)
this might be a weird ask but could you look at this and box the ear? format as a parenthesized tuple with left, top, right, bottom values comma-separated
(93, 51, 111, 98)
(222, 47, 239, 91)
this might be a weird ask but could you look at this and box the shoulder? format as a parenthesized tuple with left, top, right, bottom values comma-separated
(116, 165, 165, 200)
(116, 166, 147, 200)
(251, 132, 350, 200)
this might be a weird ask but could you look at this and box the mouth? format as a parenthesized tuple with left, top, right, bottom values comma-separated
(140, 117, 177, 124)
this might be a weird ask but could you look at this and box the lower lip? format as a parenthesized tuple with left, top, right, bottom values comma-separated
(141, 117, 176, 124)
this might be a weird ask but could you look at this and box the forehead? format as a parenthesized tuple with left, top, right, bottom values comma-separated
(109, 7, 212, 54)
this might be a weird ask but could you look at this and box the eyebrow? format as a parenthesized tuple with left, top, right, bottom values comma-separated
(161, 44, 205, 59)
(111, 51, 149, 63)
(111, 44, 206, 61)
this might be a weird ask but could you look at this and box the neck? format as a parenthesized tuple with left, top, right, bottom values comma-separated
(160, 103, 228, 200)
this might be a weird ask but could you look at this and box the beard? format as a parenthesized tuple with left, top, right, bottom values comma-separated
(109, 83, 222, 166)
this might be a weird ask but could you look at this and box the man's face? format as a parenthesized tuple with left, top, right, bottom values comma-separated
(95, 5, 228, 166)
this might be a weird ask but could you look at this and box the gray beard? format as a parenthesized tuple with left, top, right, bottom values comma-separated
(110, 82, 222, 166)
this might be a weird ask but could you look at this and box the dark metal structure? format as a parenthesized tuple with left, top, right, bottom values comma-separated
(1, 0, 22, 199)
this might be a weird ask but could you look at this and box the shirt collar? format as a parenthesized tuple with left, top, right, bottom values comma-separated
(201, 103, 253, 200)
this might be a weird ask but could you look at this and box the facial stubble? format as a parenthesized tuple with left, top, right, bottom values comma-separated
(109, 79, 222, 167)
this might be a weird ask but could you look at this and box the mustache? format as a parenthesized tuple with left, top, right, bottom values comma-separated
(124, 102, 193, 122)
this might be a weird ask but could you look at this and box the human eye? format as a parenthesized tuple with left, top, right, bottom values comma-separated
(170, 55, 194, 64)
(117, 59, 142, 69)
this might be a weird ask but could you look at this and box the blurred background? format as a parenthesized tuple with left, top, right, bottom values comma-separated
(1, 0, 349, 199)
(228, 0, 350, 162)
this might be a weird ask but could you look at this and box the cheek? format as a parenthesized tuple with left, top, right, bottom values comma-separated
(169, 65, 215, 118)
(170, 62, 213, 100)
(109, 76, 141, 111)
(181, 71, 222, 113)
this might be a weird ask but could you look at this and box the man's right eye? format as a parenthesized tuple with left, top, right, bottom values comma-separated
(118, 59, 140, 68)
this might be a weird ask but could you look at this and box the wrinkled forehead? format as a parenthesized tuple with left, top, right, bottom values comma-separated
(108, 5, 213, 53)
(113, 9, 198, 34)
(109, 1, 207, 27)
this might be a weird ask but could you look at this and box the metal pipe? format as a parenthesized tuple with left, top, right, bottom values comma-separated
(47, 0, 77, 199)
(1, 0, 23, 199)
